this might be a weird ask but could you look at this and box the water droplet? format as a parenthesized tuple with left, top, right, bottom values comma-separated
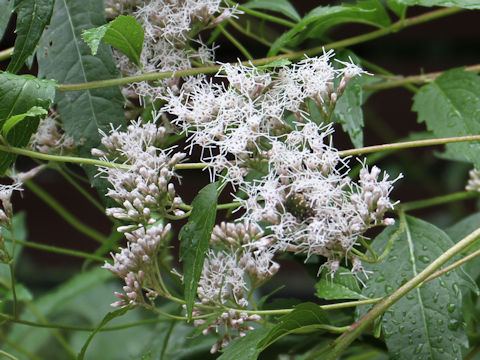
(414, 343, 424, 354)
(439, 280, 446, 288)
(385, 285, 393, 293)
(406, 293, 415, 300)
(433, 292, 440, 303)
(447, 303, 456, 313)
(438, 347, 445, 353)
(437, 319, 444, 325)
(452, 283, 460, 296)
(448, 319, 460, 331)
(419, 255, 430, 263)
(399, 325, 405, 333)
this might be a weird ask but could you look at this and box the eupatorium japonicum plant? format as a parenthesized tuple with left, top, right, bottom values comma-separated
(1, 0, 480, 359)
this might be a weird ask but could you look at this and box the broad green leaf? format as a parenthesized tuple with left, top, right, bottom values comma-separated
(82, 15, 144, 68)
(445, 213, 480, 279)
(268, 0, 391, 56)
(258, 302, 330, 349)
(0, 73, 56, 174)
(315, 266, 369, 300)
(394, 0, 480, 8)
(37, 0, 126, 152)
(356, 216, 468, 359)
(413, 68, 480, 169)
(2, 106, 47, 136)
(78, 306, 131, 360)
(217, 328, 269, 360)
(386, 0, 408, 18)
(7, 0, 54, 74)
(179, 181, 218, 318)
(0, 0, 13, 42)
(243, 0, 301, 22)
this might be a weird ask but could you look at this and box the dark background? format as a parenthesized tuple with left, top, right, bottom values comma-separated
(1, 3, 479, 300)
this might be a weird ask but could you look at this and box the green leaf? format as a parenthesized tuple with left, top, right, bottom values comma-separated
(0, 73, 56, 174)
(179, 181, 218, 319)
(2, 106, 47, 136)
(386, 0, 408, 18)
(394, 0, 480, 9)
(82, 15, 144, 68)
(37, 0, 126, 151)
(315, 266, 369, 300)
(356, 216, 468, 359)
(0, 0, 13, 42)
(77, 306, 131, 360)
(413, 68, 480, 168)
(243, 0, 301, 22)
(268, 0, 391, 56)
(257, 58, 292, 70)
(217, 328, 269, 360)
(0, 213, 27, 289)
(7, 0, 54, 74)
(258, 302, 330, 349)
(445, 212, 480, 280)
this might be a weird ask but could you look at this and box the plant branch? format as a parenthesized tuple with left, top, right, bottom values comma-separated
(225, 0, 296, 28)
(0, 47, 13, 61)
(325, 213, 480, 360)
(56, 7, 462, 92)
(338, 135, 480, 157)
(401, 191, 478, 212)
(217, 22, 253, 60)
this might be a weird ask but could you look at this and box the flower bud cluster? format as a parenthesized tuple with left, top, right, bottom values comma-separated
(466, 168, 480, 192)
(104, 223, 170, 307)
(93, 120, 186, 226)
(193, 221, 278, 351)
(29, 114, 75, 154)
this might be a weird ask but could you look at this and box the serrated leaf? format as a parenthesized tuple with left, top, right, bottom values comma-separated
(2, 106, 47, 136)
(268, 0, 391, 57)
(77, 305, 130, 360)
(37, 0, 126, 151)
(413, 68, 480, 168)
(7, 0, 54, 74)
(0, 0, 13, 42)
(394, 0, 480, 9)
(82, 15, 144, 68)
(217, 328, 269, 360)
(356, 216, 468, 359)
(258, 302, 330, 350)
(0, 73, 56, 174)
(179, 181, 218, 319)
(315, 266, 369, 300)
(243, 0, 301, 22)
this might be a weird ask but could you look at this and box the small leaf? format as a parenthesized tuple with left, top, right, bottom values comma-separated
(268, 0, 391, 57)
(0, 0, 13, 42)
(77, 306, 131, 360)
(179, 182, 218, 319)
(82, 15, 144, 68)
(386, 0, 408, 17)
(0, 73, 56, 174)
(2, 106, 47, 136)
(315, 266, 369, 300)
(413, 68, 480, 169)
(394, 0, 480, 9)
(257, 58, 292, 70)
(259, 302, 330, 349)
(356, 216, 469, 359)
(7, 0, 54, 74)
(243, 0, 301, 22)
(217, 328, 269, 360)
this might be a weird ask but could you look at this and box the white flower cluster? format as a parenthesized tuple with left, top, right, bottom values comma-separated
(107, 0, 240, 99)
(193, 220, 278, 353)
(29, 114, 75, 154)
(466, 168, 480, 192)
(92, 120, 186, 227)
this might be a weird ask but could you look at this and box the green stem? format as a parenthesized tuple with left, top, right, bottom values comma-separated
(364, 63, 480, 91)
(0, 144, 129, 169)
(339, 135, 480, 157)
(217, 22, 253, 60)
(325, 212, 480, 360)
(225, 0, 296, 28)
(0, 350, 19, 360)
(0, 47, 13, 61)
(24, 180, 108, 244)
(56, 7, 462, 92)
(49, 163, 105, 213)
(423, 247, 480, 283)
(400, 191, 478, 212)
(2, 236, 107, 262)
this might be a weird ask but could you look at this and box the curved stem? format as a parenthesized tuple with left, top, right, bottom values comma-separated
(400, 191, 478, 212)
(325, 213, 480, 360)
(56, 7, 462, 93)
(338, 135, 480, 157)
(0, 47, 13, 61)
(225, 0, 296, 28)
(24, 180, 108, 244)
(0, 350, 19, 360)
(217, 22, 253, 60)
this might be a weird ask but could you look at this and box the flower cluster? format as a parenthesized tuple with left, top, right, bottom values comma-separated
(466, 168, 480, 192)
(193, 220, 278, 352)
(29, 113, 75, 154)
